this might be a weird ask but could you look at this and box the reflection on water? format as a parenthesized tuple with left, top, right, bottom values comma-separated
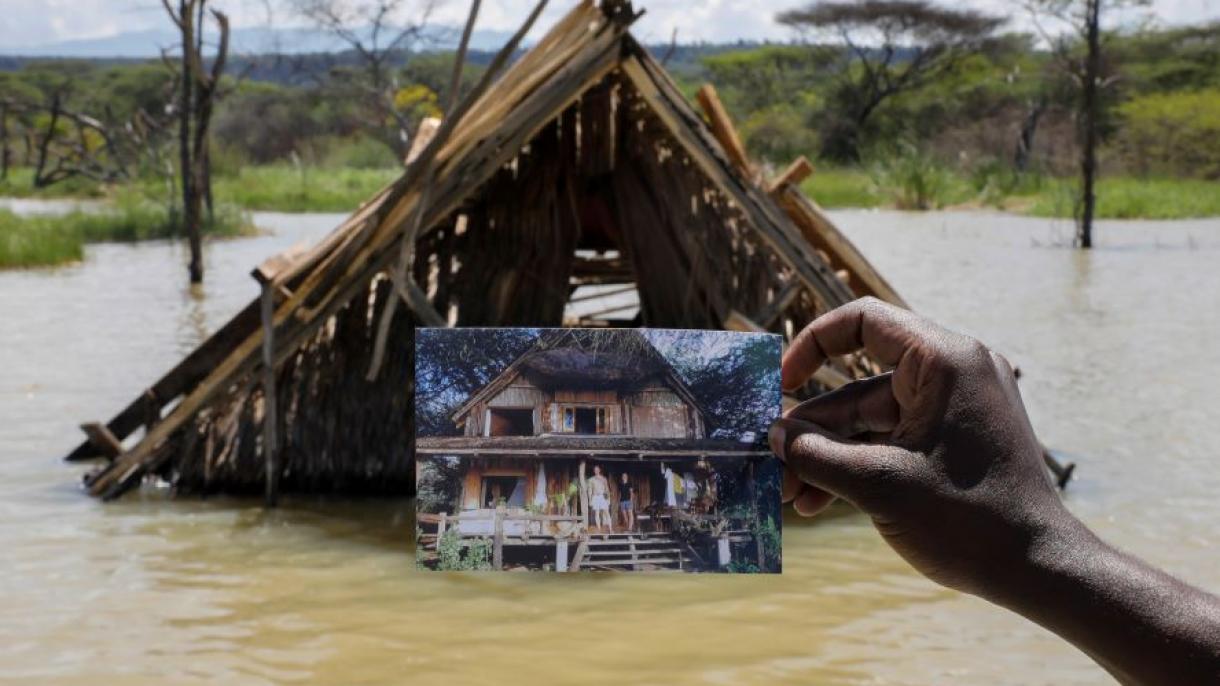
(1, 206, 1219, 684)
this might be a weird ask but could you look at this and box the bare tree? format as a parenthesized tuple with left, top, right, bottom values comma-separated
(295, 0, 439, 161)
(162, 0, 230, 284)
(778, 0, 1004, 162)
(1022, 0, 1148, 249)
(2, 89, 133, 188)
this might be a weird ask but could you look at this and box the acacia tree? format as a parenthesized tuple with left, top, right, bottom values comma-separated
(295, 0, 439, 162)
(778, 0, 1004, 162)
(1022, 0, 1148, 249)
(162, 0, 230, 284)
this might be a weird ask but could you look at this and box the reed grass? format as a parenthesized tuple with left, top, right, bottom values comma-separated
(0, 194, 254, 269)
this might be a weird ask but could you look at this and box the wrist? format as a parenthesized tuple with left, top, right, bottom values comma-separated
(982, 507, 1099, 613)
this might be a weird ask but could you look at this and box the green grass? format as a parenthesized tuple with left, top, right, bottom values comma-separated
(2, 163, 401, 213)
(0, 168, 108, 199)
(800, 163, 1220, 220)
(0, 193, 254, 269)
(1027, 176, 1220, 220)
(798, 168, 883, 209)
(212, 164, 399, 212)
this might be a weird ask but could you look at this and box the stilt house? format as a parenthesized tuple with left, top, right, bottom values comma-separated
(416, 328, 776, 571)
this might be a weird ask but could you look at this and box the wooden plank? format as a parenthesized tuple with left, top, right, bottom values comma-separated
(493, 509, 504, 570)
(767, 156, 814, 195)
(695, 84, 752, 177)
(252, 243, 308, 286)
(754, 279, 802, 328)
(259, 284, 279, 507)
(774, 185, 908, 307)
(569, 539, 589, 572)
(79, 422, 123, 459)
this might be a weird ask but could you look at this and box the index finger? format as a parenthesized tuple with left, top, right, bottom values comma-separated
(782, 297, 924, 391)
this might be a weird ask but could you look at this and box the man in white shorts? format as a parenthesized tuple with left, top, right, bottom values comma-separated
(588, 464, 612, 533)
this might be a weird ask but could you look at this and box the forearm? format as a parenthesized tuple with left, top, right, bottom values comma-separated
(988, 515, 1220, 685)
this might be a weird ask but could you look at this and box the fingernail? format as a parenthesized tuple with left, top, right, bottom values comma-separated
(768, 422, 786, 460)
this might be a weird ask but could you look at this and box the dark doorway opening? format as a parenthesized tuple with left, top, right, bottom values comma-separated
(482, 476, 525, 508)
(489, 408, 534, 436)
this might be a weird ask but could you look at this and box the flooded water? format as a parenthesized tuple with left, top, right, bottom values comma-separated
(2, 204, 1219, 684)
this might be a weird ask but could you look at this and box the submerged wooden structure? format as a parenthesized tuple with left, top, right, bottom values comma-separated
(66, 0, 904, 501)
(416, 328, 774, 571)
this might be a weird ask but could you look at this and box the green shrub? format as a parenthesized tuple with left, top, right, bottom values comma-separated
(867, 143, 965, 210)
(435, 530, 493, 571)
(1115, 89, 1220, 178)
(798, 167, 883, 208)
(740, 105, 820, 164)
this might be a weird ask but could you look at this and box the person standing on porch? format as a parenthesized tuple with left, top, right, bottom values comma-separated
(660, 462, 678, 508)
(588, 465, 612, 533)
(618, 472, 635, 532)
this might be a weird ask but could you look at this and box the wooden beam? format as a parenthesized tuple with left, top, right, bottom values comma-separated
(767, 156, 814, 195)
(774, 185, 908, 308)
(252, 243, 308, 286)
(694, 84, 752, 177)
(754, 279, 802, 328)
(259, 284, 279, 507)
(493, 509, 505, 570)
(80, 422, 123, 459)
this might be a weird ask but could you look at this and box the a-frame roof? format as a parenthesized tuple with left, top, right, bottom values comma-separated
(450, 329, 710, 427)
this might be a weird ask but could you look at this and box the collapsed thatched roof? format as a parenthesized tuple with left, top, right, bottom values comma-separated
(69, 0, 904, 501)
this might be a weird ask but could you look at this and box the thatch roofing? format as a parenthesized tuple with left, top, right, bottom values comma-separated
(448, 328, 708, 426)
(416, 435, 768, 457)
(68, 0, 904, 501)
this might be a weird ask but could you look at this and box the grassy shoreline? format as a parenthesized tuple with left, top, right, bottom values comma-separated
(2, 162, 1216, 269)
(0, 194, 255, 269)
(801, 167, 1220, 220)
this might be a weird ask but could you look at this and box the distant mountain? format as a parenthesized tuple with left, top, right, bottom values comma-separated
(0, 24, 519, 59)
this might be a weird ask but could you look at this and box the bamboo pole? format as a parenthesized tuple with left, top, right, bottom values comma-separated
(260, 283, 279, 507)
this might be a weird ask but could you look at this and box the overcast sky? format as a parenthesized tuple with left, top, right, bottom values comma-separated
(1, 0, 1217, 50)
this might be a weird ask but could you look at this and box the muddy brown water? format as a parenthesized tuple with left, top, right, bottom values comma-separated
(1, 203, 1218, 684)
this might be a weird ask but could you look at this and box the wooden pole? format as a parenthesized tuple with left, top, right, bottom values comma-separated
(259, 283, 279, 507)
(578, 459, 589, 531)
(493, 509, 504, 570)
(748, 460, 765, 570)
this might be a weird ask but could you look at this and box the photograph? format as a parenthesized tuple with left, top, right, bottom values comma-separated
(414, 328, 782, 572)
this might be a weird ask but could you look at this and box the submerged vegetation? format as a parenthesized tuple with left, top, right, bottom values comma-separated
(0, 195, 253, 269)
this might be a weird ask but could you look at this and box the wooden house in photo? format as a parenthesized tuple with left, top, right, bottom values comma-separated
(67, 0, 903, 504)
(416, 329, 775, 571)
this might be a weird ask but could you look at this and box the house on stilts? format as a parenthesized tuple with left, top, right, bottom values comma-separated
(66, 0, 905, 503)
(416, 328, 780, 572)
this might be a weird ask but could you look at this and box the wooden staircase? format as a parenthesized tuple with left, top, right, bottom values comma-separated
(570, 531, 697, 572)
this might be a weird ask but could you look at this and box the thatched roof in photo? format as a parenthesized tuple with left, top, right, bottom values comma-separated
(68, 0, 905, 501)
(448, 328, 709, 426)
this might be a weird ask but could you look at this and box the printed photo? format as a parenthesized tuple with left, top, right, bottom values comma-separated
(415, 328, 782, 573)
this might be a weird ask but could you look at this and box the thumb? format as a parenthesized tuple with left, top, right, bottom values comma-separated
(769, 416, 897, 508)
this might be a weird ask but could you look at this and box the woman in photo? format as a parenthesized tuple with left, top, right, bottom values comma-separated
(618, 472, 635, 532)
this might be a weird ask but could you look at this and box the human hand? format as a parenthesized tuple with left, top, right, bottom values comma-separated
(769, 297, 1070, 596)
